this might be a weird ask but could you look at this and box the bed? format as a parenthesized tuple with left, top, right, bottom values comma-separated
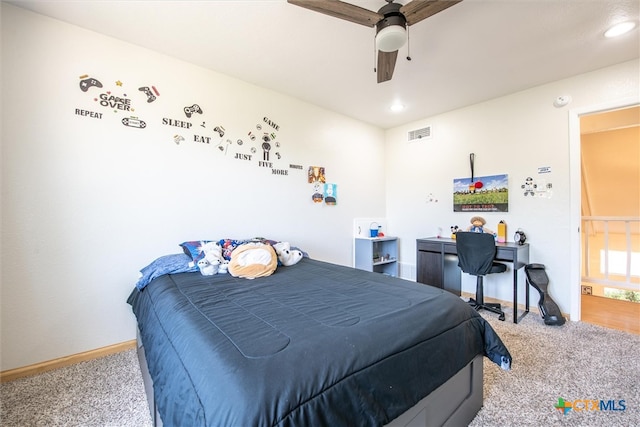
(128, 252, 511, 427)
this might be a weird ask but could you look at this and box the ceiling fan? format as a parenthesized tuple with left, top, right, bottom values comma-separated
(288, 0, 463, 83)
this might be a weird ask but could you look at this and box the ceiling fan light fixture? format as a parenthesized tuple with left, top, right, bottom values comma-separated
(376, 24, 407, 52)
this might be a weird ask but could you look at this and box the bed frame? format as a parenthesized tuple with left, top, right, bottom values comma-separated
(136, 330, 483, 427)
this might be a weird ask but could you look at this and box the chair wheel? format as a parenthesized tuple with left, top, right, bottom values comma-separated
(498, 314, 505, 321)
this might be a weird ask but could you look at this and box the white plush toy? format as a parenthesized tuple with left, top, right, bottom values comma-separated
(188, 241, 224, 275)
(201, 241, 224, 264)
(218, 259, 229, 274)
(273, 242, 304, 267)
(197, 258, 219, 276)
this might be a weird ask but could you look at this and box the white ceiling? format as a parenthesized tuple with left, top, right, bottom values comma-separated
(7, 0, 640, 129)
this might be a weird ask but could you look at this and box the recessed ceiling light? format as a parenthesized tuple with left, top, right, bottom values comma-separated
(604, 21, 637, 38)
(390, 103, 404, 112)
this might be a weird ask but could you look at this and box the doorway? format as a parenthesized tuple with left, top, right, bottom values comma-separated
(578, 105, 640, 334)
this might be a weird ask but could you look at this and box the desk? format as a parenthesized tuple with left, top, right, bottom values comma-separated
(416, 237, 530, 323)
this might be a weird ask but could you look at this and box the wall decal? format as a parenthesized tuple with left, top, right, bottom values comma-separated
(74, 73, 302, 178)
(262, 116, 280, 131)
(183, 104, 202, 118)
(453, 174, 509, 212)
(98, 92, 132, 112)
(521, 176, 554, 198)
(261, 134, 272, 161)
(214, 126, 225, 137)
(308, 166, 326, 183)
(79, 76, 103, 92)
(324, 183, 337, 205)
(122, 116, 146, 128)
(217, 139, 232, 153)
(194, 134, 212, 144)
(74, 108, 103, 119)
(522, 177, 536, 196)
(308, 166, 327, 203)
(312, 183, 324, 203)
(138, 86, 157, 103)
(162, 117, 192, 129)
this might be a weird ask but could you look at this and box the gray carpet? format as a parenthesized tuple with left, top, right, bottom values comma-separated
(2, 309, 638, 426)
(1, 350, 153, 427)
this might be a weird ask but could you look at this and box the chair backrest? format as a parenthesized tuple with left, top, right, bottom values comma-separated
(456, 232, 498, 276)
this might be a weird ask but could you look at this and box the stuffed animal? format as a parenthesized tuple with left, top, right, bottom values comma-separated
(201, 241, 224, 264)
(197, 258, 219, 276)
(228, 242, 278, 279)
(467, 216, 496, 236)
(218, 259, 229, 274)
(273, 242, 304, 267)
(187, 241, 224, 275)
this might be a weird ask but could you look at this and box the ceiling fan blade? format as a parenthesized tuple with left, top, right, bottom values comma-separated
(401, 0, 463, 26)
(377, 50, 398, 83)
(288, 0, 382, 27)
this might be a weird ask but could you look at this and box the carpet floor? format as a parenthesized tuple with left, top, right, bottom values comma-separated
(1, 308, 638, 426)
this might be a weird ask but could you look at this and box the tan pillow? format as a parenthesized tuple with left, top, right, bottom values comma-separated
(228, 242, 277, 279)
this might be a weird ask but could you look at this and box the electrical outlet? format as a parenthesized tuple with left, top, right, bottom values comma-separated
(581, 285, 592, 295)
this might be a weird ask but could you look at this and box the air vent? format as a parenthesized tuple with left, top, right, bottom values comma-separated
(408, 125, 432, 142)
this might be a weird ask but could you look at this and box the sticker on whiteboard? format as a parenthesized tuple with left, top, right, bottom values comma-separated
(538, 166, 552, 174)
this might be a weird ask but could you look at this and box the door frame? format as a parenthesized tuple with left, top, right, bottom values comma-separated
(568, 96, 639, 321)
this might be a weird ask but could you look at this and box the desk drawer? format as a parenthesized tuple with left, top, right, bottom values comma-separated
(417, 242, 442, 252)
(496, 247, 514, 262)
(443, 244, 457, 255)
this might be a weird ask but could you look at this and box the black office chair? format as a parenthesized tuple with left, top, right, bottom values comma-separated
(456, 232, 507, 321)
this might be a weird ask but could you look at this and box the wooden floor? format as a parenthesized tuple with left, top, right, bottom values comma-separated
(581, 294, 640, 335)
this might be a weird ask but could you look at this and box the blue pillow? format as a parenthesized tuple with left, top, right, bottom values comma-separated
(180, 240, 216, 263)
(135, 253, 197, 290)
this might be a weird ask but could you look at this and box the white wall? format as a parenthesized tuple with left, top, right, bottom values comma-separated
(0, 4, 385, 371)
(385, 59, 639, 316)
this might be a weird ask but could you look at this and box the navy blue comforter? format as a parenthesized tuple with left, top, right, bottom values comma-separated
(128, 258, 511, 427)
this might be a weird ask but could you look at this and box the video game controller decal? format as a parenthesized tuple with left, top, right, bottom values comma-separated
(79, 75, 103, 92)
(213, 126, 225, 137)
(139, 86, 158, 103)
(184, 104, 203, 118)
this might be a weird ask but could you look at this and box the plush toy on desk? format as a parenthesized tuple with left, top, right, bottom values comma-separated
(273, 241, 304, 267)
(467, 216, 496, 236)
